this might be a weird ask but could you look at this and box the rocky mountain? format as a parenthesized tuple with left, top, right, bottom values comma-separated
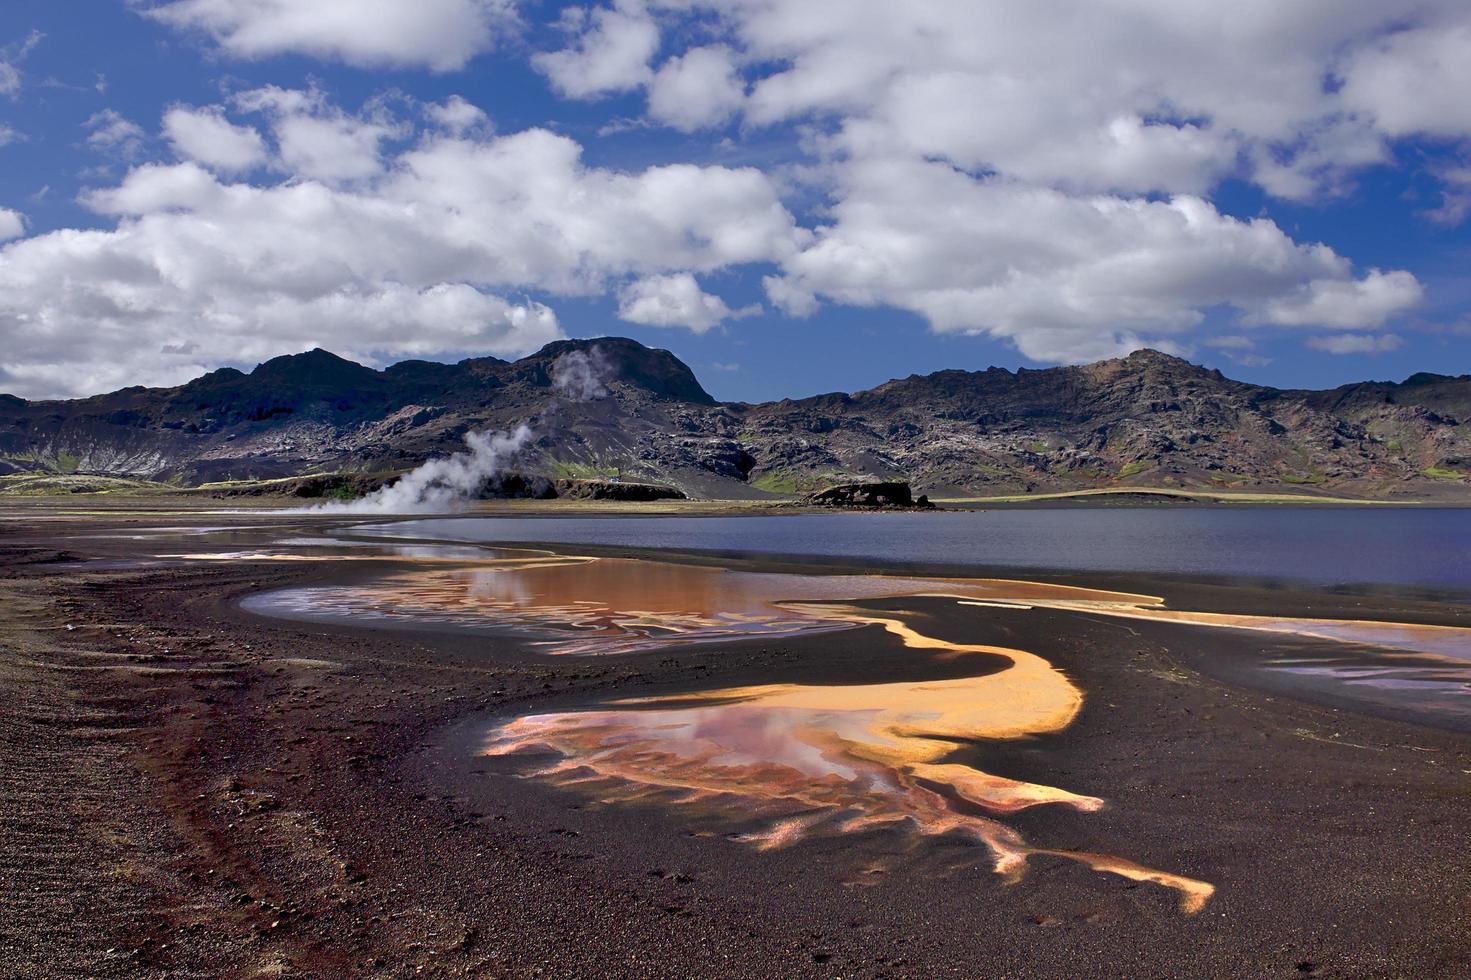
(1, 338, 1468, 499)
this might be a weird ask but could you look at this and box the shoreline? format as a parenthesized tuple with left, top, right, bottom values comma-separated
(3, 482, 1471, 516)
(2, 507, 1470, 977)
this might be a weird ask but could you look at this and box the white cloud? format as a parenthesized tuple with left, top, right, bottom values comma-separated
(427, 95, 489, 135)
(1339, 24, 1471, 138)
(538, 1, 1469, 207)
(766, 158, 1422, 362)
(163, 105, 268, 173)
(511, 1, 1444, 362)
(269, 113, 393, 182)
(709, 2, 1471, 196)
(534, 0, 1440, 358)
(0, 208, 24, 241)
(82, 161, 224, 214)
(0, 31, 42, 99)
(617, 273, 754, 332)
(760, 274, 818, 318)
(1247, 119, 1388, 202)
(0, 95, 803, 397)
(0, 124, 22, 147)
(1305, 333, 1405, 355)
(1422, 164, 1471, 227)
(1255, 271, 1424, 330)
(233, 86, 403, 182)
(647, 46, 745, 132)
(142, 0, 515, 71)
(12, 5, 1467, 392)
(534, 2, 658, 98)
(85, 109, 146, 160)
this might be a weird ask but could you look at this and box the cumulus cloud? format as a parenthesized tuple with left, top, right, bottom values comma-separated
(530, 3, 1452, 196)
(10, 5, 1464, 393)
(1305, 333, 1405, 355)
(516, 1, 1440, 360)
(233, 85, 404, 182)
(0, 208, 24, 241)
(618, 273, 755, 332)
(765, 159, 1422, 362)
(647, 46, 745, 132)
(1339, 24, 1471, 138)
(0, 92, 803, 397)
(85, 109, 147, 160)
(696, 1, 1471, 198)
(142, 0, 515, 71)
(1255, 271, 1424, 330)
(533, 2, 1471, 207)
(534, 2, 658, 98)
(427, 95, 489, 135)
(163, 105, 268, 173)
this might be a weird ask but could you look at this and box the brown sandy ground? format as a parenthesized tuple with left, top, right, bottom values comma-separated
(0, 508, 1469, 978)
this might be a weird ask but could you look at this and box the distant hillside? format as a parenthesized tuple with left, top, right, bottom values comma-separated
(1, 338, 1467, 499)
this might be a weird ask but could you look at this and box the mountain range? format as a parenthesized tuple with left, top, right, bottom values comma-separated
(1, 337, 1468, 499)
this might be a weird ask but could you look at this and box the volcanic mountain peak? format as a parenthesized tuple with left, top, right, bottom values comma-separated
(527, 337, 716, 405)
(250, 348, 382, 387)
(0, 338, 1467, 499)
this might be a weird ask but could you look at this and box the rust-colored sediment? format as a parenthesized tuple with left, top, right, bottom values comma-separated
(239, 545, 1471, 916)
(486, 603, 1216, 913)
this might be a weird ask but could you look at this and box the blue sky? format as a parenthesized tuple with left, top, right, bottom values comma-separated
(1, 1, 1469, 402)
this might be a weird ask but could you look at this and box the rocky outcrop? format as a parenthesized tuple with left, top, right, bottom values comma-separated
(210, 473, 395, 498)
(552, 479, 685, 501)
(804, 482, 930, 508)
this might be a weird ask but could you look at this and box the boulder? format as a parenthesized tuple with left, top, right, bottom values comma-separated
(803, 481, 932, 509)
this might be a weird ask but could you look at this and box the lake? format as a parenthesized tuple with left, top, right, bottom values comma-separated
(349, 507, 1471, 591)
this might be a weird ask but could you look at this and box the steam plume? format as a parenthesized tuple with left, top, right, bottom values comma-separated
(298, 345, 613, 515)
(549, 346, 610, 401)
(302, 425, 532, 515)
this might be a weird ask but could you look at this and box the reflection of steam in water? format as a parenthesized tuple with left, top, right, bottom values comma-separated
(487, 603, 1217, 914)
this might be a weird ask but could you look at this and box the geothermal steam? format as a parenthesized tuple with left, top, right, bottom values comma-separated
(302, 346, 610, 515)
(307, 425, 534, 515)
(548, 347, 610, 402)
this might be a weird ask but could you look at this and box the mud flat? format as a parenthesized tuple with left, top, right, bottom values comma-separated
(1, 503, 1469, 978)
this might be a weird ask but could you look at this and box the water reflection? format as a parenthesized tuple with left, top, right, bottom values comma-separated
(246, 556, 1164, 655)
(227, 539, 1471, 913)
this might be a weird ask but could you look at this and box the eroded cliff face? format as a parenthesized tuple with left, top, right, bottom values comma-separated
(1, 339, 1467, 498)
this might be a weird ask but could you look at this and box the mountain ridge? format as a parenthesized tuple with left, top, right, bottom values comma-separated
(2, 338, 1467, 499)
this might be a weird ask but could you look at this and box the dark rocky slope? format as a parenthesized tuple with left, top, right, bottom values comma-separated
(1, 339, 1467, 499)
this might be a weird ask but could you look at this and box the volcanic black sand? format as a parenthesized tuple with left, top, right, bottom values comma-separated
(1, 500, 1469, 978)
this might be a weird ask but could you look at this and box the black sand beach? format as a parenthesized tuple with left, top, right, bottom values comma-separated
(2, 502, 1469, 978)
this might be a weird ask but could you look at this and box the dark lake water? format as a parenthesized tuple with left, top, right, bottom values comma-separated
(352, 508, 1471, 591)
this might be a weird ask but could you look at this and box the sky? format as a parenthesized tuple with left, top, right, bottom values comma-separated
(1, 1, 1469, 403)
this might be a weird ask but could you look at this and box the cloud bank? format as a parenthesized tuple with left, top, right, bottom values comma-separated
(142, 0, 516, 71)
(0, 90, 801, 397)
(5, 2, 1468, 395)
